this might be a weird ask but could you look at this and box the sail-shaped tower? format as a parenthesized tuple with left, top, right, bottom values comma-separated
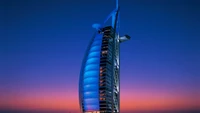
(79, 0, 130, 113)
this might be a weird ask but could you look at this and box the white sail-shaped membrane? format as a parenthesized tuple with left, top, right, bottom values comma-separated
(81, 34, 103, 111)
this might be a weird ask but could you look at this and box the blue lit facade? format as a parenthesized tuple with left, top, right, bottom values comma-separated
(79, 0, 130, 113)
(80, 33, 103, 111)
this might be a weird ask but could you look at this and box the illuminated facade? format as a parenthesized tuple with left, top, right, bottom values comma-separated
(79, 0, 130, 113)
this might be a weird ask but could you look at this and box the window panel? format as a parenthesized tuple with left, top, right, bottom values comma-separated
(84, 105, 99, 111)
(84, 71, 99, 78)
(83, 91, 98, 98)
(90, 45, 101, 52)
(83, 85, 98, 91)
(91, 40, 102, 46)
(84, 77, 98, 85)
(85, 64, 99, 71)
(88, 52, 100, 58)
(86, 58, 100, 65)
(84, 98, 99, 104)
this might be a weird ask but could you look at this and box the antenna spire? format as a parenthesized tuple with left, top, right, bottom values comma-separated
(116, 0, 119, 9)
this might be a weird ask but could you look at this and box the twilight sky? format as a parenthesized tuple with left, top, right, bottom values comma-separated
(1, 0, 200, 112)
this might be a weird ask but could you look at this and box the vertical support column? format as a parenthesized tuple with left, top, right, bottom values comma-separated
(112, 7, 120, 113)
(112, 15, 115, 28)
(117, 11, 120, 113)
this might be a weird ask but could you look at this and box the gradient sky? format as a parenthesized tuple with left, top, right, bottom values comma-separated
(1, 0, 200, 112)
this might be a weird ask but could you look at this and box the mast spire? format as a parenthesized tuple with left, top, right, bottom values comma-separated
(116, 0, 118, 9)
(92, 0, 119, 29)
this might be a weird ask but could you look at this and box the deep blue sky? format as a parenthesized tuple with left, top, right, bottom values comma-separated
(1, 0, 200, 112)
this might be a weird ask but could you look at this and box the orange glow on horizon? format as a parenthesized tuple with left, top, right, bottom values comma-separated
(0, 90, 199, 111)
